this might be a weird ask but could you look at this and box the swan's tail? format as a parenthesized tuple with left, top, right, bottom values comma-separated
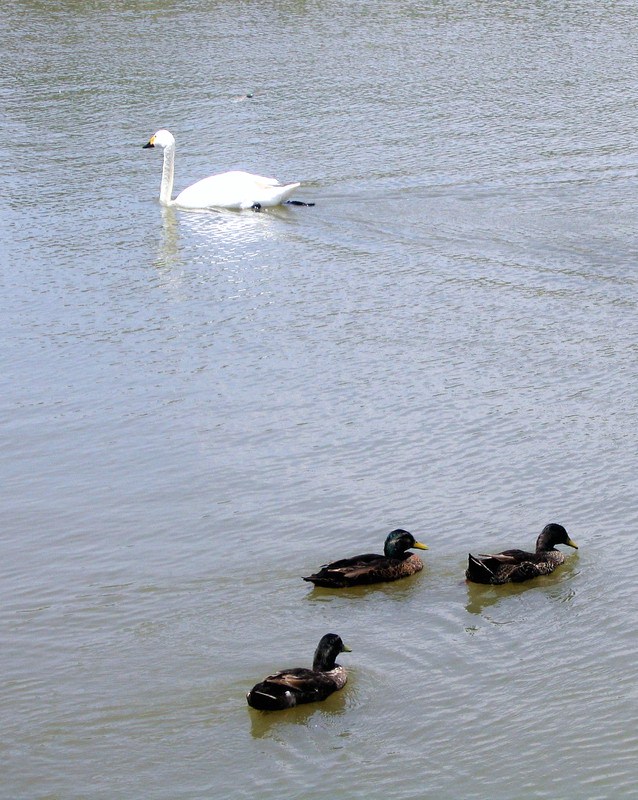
(244, 182, 301, 209)
(270, 182, 301, 205)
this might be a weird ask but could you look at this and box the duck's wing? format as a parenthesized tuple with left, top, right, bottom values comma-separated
(319, 553, 383, 570)
(467, 547, 564, 584)
(247, 668, 340, 710)
(302, 553, 386, 587)
(478, 548, 533, 564)
(262, 667, 318, 686)
(466, 550, 529, 584)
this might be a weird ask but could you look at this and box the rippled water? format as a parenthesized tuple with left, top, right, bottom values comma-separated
(2, 1, 638, 798)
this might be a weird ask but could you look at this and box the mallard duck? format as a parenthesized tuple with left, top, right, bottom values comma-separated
(246, 633, 351, 711)
(465, 523, 578, 585)
(302, 529, 429, 588)
(143, 129, 302, 210)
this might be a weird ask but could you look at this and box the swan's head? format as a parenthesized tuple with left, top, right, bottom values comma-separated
(142, 129, 175, 150)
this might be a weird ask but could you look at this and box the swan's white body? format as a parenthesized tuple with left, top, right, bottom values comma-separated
(143, 129, 300, 210)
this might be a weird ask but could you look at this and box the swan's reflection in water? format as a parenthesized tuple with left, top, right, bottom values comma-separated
(153, 203, 300, 277)
(153, 206, 182, 271)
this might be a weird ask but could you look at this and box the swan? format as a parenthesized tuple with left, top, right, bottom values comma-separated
(142, 129, 301, 210)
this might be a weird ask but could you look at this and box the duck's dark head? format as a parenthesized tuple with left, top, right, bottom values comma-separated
(536, 523, 578, 552)
(312, 633, 352, 671)
(383, 528, 429, 558)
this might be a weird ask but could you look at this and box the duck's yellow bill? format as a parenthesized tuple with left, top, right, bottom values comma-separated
(413, 541, 429, 550)
(566, 538, 578, 549)
(342, 644, 352, 653)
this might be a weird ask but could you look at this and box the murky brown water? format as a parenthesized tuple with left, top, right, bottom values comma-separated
(2, 2, 638, 798)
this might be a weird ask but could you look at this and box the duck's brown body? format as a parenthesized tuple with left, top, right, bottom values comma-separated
(302, 529, 428, 588)
(303, 551, 424, 588)
(246, 633, 350, 711)
(465, 523, 578, 585)
(246, 664, 347, 710)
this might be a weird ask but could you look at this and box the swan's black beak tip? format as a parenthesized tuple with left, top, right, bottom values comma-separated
(142, 142, 154, 149)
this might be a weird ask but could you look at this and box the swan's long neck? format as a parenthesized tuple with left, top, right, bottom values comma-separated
(159, 144, 176, 206)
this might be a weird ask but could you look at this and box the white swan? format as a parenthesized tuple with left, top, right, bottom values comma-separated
(142, 129, 301, 210)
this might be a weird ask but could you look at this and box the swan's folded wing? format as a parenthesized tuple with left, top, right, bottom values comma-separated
(248, 173, 284, 188)
(175, 171, 298, 209)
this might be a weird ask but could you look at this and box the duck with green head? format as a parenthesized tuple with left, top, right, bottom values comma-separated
(465, 523, 578, 585)
(246, 633, 352, 711)
(303, 528, 429, 588)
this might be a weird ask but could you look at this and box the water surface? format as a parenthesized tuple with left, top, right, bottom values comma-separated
(2, 2, 638, 798)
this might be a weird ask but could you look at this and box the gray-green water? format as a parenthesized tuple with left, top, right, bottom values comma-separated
(2, 1, 638, 798)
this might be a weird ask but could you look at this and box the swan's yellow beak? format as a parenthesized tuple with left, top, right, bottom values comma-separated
(142, 135, 156, 149)
(566, 537, 578, 549)
(412, 541, 429, 550)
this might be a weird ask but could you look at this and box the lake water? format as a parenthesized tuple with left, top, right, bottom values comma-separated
(2, 1, 638, 798)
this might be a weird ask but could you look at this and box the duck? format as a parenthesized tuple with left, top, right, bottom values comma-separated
(142, 129, 302, 210)
(302, 529, 429, 588)
(465, 522, 578, 585)
(246, 633, 351, 711)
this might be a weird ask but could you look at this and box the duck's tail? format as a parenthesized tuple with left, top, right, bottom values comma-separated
(302, 573, 347, 588)
(465, 553, 495, 584)
(246, 681, 297, 711)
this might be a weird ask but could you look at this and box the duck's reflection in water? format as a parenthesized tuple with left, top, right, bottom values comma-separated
(248, 682, 351, 740)
(465, 556, 580, 618)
